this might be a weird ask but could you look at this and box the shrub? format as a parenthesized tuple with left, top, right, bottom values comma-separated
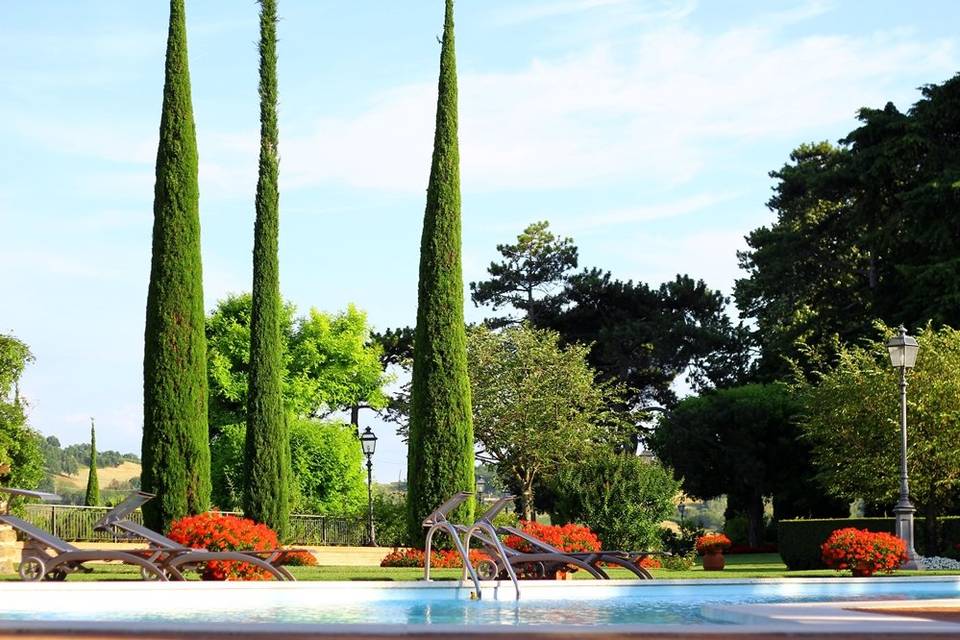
(504, 521, 601, 553)
(551, 453, 679, 551)
(637, 555, 662, 569)
(821, 528, 907, 577)
(276, 550, 317, 567)
(727, 543, 778, 554)
(380, 547, 490, 569)
(695, 533, 732, 555)
(660, 523, 705, 556)
(168, 512, 279, 580)
(660, 552, 696, 571)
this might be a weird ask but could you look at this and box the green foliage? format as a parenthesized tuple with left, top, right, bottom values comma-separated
(244, 0, 289, 539)
(84, 421, 100, 506)
(212, 419, 365, 517)
(796, 323, 960, 548)
(141, 0, 210, 532)
(777, 517, 960, 570)
(372, 490, 408, 547)
(660, 522, 706, 557)
(40, 436, 136, 479)
(470, 221, 578, 326)
(406, 0, 475, 543)
(467, 324, 624, 520)
(551, 453, 679, 551)
(206, 295, 389, 431)
(651, 383, 843, 547)
(736, 73, 960, 380)
(0, 334, 44, 492)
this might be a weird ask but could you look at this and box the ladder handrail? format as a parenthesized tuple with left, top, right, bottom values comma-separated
(422, 494, 482, 599)
(462, 519, 521, 600)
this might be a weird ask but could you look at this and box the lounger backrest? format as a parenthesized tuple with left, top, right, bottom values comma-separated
(0, 487, 62, 515)
(500, 524, 561, 554)
(478, 495, 515, 523)
(422, 492, 472, 526)
(92, 492, 154, 531)
(0, 514, 78, 553)
(107, 518, 184, 549)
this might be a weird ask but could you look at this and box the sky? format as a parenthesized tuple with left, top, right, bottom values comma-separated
(2, 0, 959, 484)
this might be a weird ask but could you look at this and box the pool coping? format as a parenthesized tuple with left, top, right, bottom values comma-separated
(1, 576, 959, 637)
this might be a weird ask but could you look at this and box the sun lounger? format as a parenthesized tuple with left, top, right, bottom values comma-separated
(0, 487, 171, 581)
(480, 495, 657, 579)
(92, 491, 296, 581)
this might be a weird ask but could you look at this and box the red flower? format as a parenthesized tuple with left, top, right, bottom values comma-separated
(695, 533, 732, 555)
(168, 512, 281, 581)
(504, 521, 601, 554)
(821, 528, 907, 577)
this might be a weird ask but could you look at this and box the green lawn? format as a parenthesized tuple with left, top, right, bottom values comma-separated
(3, 553, 958, 582)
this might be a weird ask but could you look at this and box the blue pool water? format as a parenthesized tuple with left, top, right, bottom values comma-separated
(1, 579, 958, 626)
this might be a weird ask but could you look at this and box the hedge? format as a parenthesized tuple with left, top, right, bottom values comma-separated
(778, 517, 960, 569)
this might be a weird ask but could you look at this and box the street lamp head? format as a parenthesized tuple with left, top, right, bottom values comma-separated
(887, 325, 919, 370)
(359, 426, 378, 457)
(476, 475, 486, 494)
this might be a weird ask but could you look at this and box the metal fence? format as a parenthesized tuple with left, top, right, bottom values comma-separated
(21, 504, 370, 546)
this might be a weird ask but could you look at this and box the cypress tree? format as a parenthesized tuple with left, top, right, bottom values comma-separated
(141, 0, 211, 532)
(243, 0, 290, 538)
(84, 418, 100, 507)
(405, 0, 475, 544)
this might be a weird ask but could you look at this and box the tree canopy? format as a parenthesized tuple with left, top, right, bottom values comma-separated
(0, 334, 43, 491)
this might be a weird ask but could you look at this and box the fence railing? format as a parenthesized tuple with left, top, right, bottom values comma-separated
(20, 504, 371, 546)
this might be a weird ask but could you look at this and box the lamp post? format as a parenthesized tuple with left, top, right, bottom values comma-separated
(359, 426, 378, 547)
(886, 325, 921, 569)
(476, 475, 486, 503)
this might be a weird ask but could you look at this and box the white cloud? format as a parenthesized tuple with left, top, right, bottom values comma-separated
(565, 192, 740, 231)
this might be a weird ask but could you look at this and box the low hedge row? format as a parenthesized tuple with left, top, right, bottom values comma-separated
(778, 517, 960, 570)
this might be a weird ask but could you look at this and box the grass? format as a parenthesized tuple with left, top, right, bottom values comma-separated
(4, 553, 959, 582)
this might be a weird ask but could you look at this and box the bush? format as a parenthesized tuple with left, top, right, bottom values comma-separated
(168, 513, 279, 580)
(659, 523, 705, 556)
(660, 552, 696, 571)
(372, 491, 408, 547)
(276, 550, 317, 566)
(551, 453, 679, 551)
(380, 547, 490, 569)
(504, 521, 601, 553)
(821, 528, 907, 577)
(778, 517, 960, 570)
(695, 533, 732, 555)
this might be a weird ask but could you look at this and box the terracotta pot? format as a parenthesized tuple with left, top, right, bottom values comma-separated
(701, 550, 726, 571)
(554, 569, 572, 581)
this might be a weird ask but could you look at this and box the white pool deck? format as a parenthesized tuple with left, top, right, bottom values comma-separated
(0, 577, 958, 638)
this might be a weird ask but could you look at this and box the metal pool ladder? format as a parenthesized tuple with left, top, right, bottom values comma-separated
(422, 492, 483, 598)
(461, 495, 521, 600)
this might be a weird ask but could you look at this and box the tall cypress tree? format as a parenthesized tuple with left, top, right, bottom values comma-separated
(84, 418, 100, 507)
(243, 0, 290, 538)
(141, 0, 211, 532)
(406, 0, 475, 544)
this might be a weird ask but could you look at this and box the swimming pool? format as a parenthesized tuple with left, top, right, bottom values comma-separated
(0, 577, 958, 628)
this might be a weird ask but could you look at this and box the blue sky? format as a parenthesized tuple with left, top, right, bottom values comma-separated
(2, 0, 958, 483)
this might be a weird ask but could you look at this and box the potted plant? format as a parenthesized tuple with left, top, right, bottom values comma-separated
(821, 528, 907, 577)
(695, 533, 732, 571)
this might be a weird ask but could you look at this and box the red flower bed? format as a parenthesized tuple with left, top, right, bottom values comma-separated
(380, 547, 491, 568)
(821, 528, 907, 577)
(695, 533, 732, 555)
(504, 521, 601, 553)
(637, 555, 662, 569)
(168, 512, 279, 580)
(276, 550, 318, 566)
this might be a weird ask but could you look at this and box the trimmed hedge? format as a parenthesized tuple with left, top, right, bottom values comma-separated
(778, 517, 960, 569)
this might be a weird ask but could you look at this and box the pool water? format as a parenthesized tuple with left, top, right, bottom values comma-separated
(1, 578, 958, 626)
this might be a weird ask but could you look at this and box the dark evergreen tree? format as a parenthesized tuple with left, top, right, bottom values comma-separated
(406, 0, 475, 543)
(243, 0, 290, 538)
(141, 0, 211, 532)
(84, 419, 99, 506)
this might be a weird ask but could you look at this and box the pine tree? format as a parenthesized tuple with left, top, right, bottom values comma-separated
(141, 0, 211, 532)
(405, 0, 475, 544)
(84, 418, 100, 507)
(243, 0, 290, 538)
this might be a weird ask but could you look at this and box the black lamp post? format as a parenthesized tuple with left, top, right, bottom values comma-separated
(476, 475, 486, 503)
(886, 325, 920, 569)
(359, 426, 378, 547)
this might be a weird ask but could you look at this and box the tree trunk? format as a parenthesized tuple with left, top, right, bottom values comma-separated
(519, 475, 535, 521)
(923, 497, 940, 556)
(746, 491, 765, 548)
(350, 405, 360, 429)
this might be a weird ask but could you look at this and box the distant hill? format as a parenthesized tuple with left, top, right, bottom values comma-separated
(50, 461, 141, 503)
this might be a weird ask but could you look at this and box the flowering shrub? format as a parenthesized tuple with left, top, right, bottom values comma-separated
(660, 552, 696, 570)
(380, 547, 491, 569)
(637, 555, 661, 569)
(504, 521, 602, 553)
(276, 550, 318, 567)
(168, 512, 279, 580)
(821, 528, 907, 577)
(695, 533, 732, 555)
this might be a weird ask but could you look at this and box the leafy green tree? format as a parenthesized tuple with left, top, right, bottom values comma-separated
(551, 453, 680, 551)
(244, 0, 290, 538)
(406, 0, 475, 542)
(796, 323, 960, 551)
(467, 324, 624, 520)
(140, 0, 211, 532)
(84, 419, 100, 506)
(0, 334, 44, 491)
(211, 419, 364, 517)
(470, 221, 578, 326)
(206, 295, 389, 431)
(650, 383, 842, 547)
